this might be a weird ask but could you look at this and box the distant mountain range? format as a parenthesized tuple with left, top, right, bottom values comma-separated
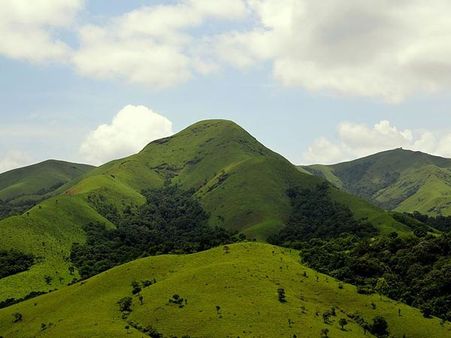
(300, 148, 451, 216)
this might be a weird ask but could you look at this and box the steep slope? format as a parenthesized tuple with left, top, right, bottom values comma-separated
(0, 243, 448, 338)
(301, 148, 451, 216)
(0, 120, 407, 302)
(0, 160, 94, 219)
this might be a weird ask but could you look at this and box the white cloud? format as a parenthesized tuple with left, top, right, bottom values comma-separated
(216, 0, 451, 101)
(79, 105, 174, 165)
(0, 0, 83, 62)
(0, 151, 32, 173)
(303, 120, 451, 164)
(3, 0, 451, 99)
(72, 0, 247, 87)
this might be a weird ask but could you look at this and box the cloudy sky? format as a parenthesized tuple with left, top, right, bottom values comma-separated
(1, 0, 450, 172)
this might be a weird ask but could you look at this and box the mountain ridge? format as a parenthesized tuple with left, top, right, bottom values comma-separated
(300, 148, 451, 216)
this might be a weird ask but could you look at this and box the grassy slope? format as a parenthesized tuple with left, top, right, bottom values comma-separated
(0, 160, 94, 203)
(301, 149, 451, 216)
(0, 120, 408, 301)
(0, 243, 448, 338)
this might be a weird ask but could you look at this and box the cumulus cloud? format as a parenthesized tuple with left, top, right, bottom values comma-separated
(0, 151, 32, 173)
(0, 0, 83, 62)
(303, 120, 451, 164)
(215, 0, 451, 101)
(79, 105, 173, 165)
(72, 0, 247, 87)
(3, 0, 451, 99)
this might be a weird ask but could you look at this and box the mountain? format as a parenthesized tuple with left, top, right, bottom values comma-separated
(0, 120, 408, 302)
(1, 242, 448, 338)
(300, 148, 451, 216)
(0, 160, 95, 219)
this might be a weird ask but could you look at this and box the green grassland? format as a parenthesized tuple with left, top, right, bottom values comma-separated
(0, 120, 409, 302)
(301, 148, 451, 216)
(0, 160, 94, 204)
(0, 242, 448, 338)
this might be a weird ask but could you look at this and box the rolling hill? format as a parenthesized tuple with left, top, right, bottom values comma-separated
(0, 160, 94, 219)
(0, 120, 408, 303)
(0, 242, 448, 338)
(300, 148, 451, 216)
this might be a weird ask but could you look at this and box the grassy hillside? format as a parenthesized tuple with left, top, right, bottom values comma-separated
(0, 243, 448, 338)
(0, 120, 408, 302)
(301, 148, 451, 216)
(0, 160, 94, 203)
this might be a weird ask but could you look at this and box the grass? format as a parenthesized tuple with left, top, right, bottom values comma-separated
(301, 148, 451, 216)
(0, 120, 410, 302)
(0, 242, 448, 338)
(0, 160, 94, 203)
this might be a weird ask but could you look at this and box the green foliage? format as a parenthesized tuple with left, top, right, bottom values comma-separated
(0, 250, 34, 279)
(371, 316, 389, 337)
(338, 318, 348, 330)
(406, 211, 451, 233)
(277, 288, 286, 303)
(268, 183, 377, 244)
(297, 234, 451, 320)
(70, 185, 236, 278)
(118, 297, 133, 312)
(0, 243, 448, 338)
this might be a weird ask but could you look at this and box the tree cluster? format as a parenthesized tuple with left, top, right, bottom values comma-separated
(268, 183, 377, 245)
(71, 185, 238, 278)
(298, 233, 450, 320)
(0, 249, 34, 279)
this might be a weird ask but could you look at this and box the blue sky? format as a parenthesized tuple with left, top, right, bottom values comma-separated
(1, 0, 450, 172)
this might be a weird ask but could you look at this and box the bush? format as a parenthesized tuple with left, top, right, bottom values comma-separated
(117, 297, 132, 313)
(371, 316, 389, 337)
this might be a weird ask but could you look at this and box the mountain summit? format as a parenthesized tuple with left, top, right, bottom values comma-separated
(301, 148, 451, 215)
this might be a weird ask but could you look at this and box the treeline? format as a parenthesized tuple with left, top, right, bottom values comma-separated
(268, 182, 377, 244)
(71, 185, 240, 279)
(299, 234, 450, 320)
(407, 211, 451, 233)
(0, 199, 36, 220)
(0, 249, 35, 279)
(269, 183, 450, 320)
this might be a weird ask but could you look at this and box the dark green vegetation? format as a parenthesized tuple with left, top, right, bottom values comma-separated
(70, 185, 236, 278)
(0, 120, 408, 302)
(268, 183, 377, 243)
(406, 211, 451, 233)
(292, 234, 450, 320)
(0, 160, 94, 219)
(301, 148, 451, 216)
(269, 184, 451, 320)
(1, 243, 449, 337)
(0, 250, 34, 279)
(269, 183, 451, 320)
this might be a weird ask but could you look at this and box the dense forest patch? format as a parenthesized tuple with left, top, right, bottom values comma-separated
(71, 185, 240, 278)
(269, 184, 451, 320)
(0, 249, 34, 279)
(268, 182, 377, 244)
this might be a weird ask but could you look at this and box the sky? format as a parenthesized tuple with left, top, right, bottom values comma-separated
(0, 0, 450, 173)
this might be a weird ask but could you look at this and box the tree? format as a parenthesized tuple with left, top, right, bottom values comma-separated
(339, 318, 348, 330)
(12, 312, 22, 323)
(131, 281, 141, 295)
(371, 316, 389, 337)
(320, 328, 329, 338)
(375, 277, 389, 299)
(118, 297, 133, 312)
(277, 288, 286, 303)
